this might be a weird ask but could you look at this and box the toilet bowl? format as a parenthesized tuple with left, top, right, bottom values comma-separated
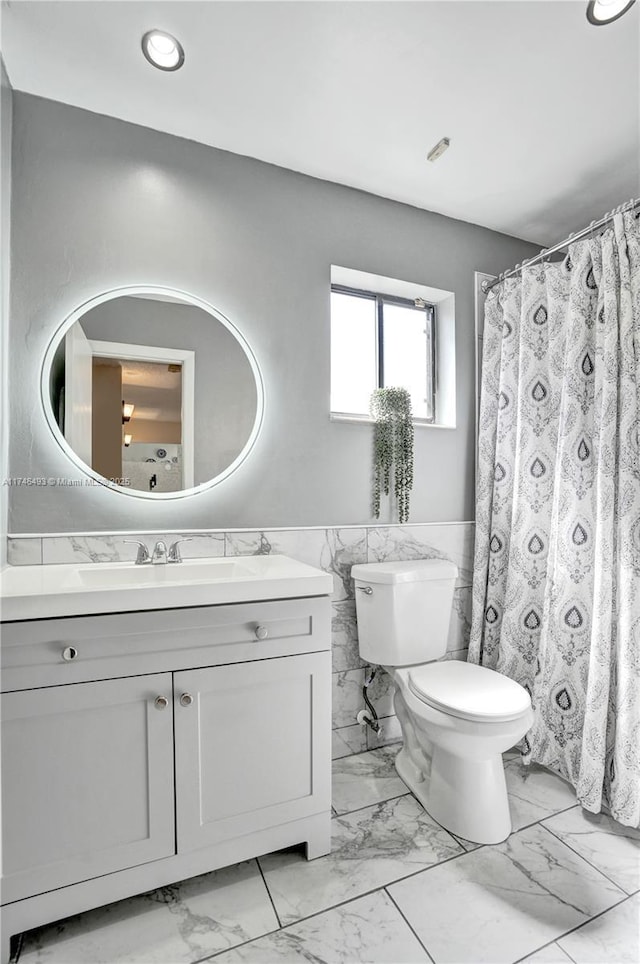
(352, 560, 533, 845)
(389, 662, 533, 844)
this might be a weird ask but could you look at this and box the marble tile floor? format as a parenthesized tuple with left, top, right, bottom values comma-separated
(14, 749, 639, 964)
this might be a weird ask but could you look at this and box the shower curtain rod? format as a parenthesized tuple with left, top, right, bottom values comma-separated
(481, 196, 640, 294)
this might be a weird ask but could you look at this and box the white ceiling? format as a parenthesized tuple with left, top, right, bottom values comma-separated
(2, 0, 639, 245)
(120, 360, 182, 423)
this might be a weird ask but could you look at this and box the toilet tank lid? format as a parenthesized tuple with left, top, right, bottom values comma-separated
(351, 559, 458, 584)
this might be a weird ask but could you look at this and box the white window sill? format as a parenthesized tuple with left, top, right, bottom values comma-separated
(330, 412, 456, 429)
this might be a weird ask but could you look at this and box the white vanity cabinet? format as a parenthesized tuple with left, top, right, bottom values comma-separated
(174, 653, 329, 853)
(2, 674, 176, 903)
(0, 594, 332, 963)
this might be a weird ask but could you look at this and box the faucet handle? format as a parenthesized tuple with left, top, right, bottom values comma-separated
(168, 538, 192, 563)
(123, 540, 150, 565)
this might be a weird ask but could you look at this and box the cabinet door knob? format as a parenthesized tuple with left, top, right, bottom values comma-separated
(180, 693, 193, 707)
(62, 646, 78, 661)
(255, 624, 269, 640)
(154, 695, 169, 710)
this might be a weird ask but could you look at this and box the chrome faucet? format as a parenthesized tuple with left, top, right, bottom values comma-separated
(124, 540, 151, 565)
(151, 541, 168, 565)
(168, 538, 191, 563)
(124, 538, 191, 565)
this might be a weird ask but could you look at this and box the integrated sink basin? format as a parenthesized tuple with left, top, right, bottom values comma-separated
(77, 558, 255, 587)
(0, 553, 333, 621)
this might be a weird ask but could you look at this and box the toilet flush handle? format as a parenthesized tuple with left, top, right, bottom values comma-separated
(357, 586, 373, 595)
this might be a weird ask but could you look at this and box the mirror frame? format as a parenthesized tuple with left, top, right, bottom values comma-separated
(41, 284, 265, 500)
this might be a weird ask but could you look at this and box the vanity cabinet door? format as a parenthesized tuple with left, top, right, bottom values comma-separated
(1, 674, 175, 903)
(174, 652, 331, 853)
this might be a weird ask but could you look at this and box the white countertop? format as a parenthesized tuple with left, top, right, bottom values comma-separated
(0, 555, 333, 621)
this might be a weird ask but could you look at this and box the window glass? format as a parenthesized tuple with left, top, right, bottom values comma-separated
(330, 291, 377, 414)
(330, 286, 435, 420)
(382, 302, 431, 419)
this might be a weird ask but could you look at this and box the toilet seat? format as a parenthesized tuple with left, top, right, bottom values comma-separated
(407, 661, 531, 724)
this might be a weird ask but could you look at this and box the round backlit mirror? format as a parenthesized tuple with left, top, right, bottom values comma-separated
(42, 286, 264, 499)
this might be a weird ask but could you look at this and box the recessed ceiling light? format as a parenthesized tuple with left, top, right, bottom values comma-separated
(141, 29, 185, 71)
(586, 0, 636, 25)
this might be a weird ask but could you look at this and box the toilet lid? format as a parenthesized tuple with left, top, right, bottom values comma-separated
(408, 661, 531, 723)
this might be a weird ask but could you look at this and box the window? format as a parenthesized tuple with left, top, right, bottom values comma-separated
(330, 285, 436, 421)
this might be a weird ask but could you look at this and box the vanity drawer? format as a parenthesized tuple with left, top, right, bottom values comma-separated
(0, 597, 331, 691)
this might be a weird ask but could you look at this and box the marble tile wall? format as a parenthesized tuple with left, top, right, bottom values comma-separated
(6, 522, 474, 756)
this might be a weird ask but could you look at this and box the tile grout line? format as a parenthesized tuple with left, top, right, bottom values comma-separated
(203, 882, 438, 960)
(241, 832, 497, 946)
(331, 740, 402, 762)
(512, 891, 636, 964)
(512, 936, 578, 964)
(256, 856, 283, 931)
(501, 802, 580, 837)
(331, 790, 411, 819)
(193, 861, 290, 962)
(557, 949, 579, 964)
(384, 887, 437, 964)
(195, 920, 284, 963)
(402, 786, 479, 853)
(539, 821, 634, 896)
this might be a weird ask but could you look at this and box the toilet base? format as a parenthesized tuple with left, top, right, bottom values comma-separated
(395, 744, 512, 845)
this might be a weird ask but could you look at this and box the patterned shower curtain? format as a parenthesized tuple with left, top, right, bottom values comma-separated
(469, 210, 640, 828)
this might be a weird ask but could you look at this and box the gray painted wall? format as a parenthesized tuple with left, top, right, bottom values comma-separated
(1, 63, 12, 559)
(80, 296, 258, 482)
(8, 93, 539, 533)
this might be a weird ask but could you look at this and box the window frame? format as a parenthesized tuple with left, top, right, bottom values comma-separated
(330, 283, 437, 423)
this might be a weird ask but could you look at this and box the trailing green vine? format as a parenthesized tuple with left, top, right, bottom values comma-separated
(370, 387, 414, 523)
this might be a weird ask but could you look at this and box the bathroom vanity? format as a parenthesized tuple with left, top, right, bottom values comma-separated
(0, 556, 332, 963)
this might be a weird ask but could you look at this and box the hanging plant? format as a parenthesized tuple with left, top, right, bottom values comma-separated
(370, 387, 414, 523)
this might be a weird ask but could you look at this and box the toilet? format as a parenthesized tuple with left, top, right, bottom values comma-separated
(352, 559, 534, 844)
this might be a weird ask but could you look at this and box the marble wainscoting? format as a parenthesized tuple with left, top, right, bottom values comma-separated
(6, 522, 474, 757)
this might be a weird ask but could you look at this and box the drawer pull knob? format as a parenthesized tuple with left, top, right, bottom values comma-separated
(180, 693, 193, 707)
(255, 625, 269, 640)
(154, 696, 169, 710)
(62, 646, 78, 662)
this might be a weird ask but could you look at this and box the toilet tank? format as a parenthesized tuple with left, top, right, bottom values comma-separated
(351, 559, 458, 666)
